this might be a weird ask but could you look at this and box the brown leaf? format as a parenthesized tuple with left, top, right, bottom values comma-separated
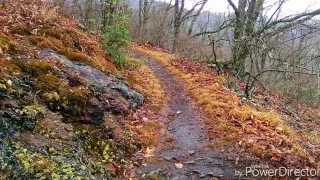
(175, 163, 183, 169)
(235, 157, 239, 165)
(144, 147, 154, 158)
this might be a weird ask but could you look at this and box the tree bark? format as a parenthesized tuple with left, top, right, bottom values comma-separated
(173, 0, 181, 53)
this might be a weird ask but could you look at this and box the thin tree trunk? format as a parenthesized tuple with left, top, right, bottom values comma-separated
(138, 0, 143, 42)
(173, 0, 180, 53)
(142, 0, 149, 43)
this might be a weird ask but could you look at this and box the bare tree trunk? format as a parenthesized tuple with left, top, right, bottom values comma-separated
(172, 0, 181, 53)
(142, 0, 149, 42)
(227, 0, 265, 77)
(138, 0, 143, 42)
(138, 0, 153, 43)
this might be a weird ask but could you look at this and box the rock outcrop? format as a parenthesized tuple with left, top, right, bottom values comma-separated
(38, 49, 144, 116)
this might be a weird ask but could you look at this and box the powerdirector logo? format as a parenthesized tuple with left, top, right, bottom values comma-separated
(235, 165, 320, 177)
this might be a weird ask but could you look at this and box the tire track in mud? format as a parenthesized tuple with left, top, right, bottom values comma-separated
(134, 53, 245, 179)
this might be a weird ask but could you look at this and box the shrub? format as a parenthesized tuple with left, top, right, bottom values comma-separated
(100, 16, 131, 69)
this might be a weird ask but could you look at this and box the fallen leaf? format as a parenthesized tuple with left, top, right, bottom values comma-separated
(175, 163, 183, 169)
(6, 79, 12, 86)
(271, 152, 281, 160)
(31, 29, 38, 35)
(144, 147, 154, 158)
(276, 126, 284, 132)
(270, 144, 282, 154)
(105, 163, 117, 175)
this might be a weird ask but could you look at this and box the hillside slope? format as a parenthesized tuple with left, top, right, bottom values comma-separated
(0, 1, 146, 179)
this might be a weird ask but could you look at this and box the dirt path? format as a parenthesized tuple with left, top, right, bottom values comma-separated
(134, 54, 248, 179)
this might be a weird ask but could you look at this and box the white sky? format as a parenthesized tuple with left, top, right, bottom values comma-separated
(164, 0, 320, 16)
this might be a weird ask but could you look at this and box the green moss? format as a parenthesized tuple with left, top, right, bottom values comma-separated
(28, 36, 64, 50)
(14, 59, 52, 77)
(39, 28, 64, 39)
(10, 25, 32, 35)
(36, 127, 56, 138)
(0, 83, 6, 90)
(75, 125, 97, 135)
(35, 74, 66, 92)
(28, 35, 93, 66)
(0, 60, 20, 75)
(83, 139, 113, 163)
(58, 49, 92, 64)
(39, 85, 90, 118)
(16, 105, 42, 119)
(61, 87, 90, 117)
(12, 143, 77, 179)
(0, 33, 16, 54)
(14, 104, 43, 130)
(43, 92, 60, 101)
(28, 36, 54, 48)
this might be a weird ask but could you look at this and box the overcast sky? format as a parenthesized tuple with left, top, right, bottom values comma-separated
(164, 0, 320, 16)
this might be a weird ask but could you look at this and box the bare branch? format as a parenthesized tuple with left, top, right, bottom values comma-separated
(265, 8, 320, 30)
(226, 0, 238, 15)
(192, 19, 232, 37)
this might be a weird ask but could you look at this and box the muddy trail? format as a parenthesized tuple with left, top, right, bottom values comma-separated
(134, 53, 252, 179)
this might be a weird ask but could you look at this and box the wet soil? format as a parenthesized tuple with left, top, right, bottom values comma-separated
(134, 54, 252, 179)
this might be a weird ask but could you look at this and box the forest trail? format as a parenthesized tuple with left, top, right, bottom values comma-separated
(130, 44, 320, 179)
(133, 53, 244, 179)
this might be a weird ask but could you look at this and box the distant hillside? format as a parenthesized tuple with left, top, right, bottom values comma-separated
(126, 0, 221, 34)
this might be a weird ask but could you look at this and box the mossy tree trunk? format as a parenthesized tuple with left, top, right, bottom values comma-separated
(227, 0, 264, 78)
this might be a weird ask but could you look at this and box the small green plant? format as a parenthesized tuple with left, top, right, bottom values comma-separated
(100, 15, 131, 69)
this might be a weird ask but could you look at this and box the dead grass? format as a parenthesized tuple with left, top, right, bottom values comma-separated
(125, 58, 166, 150)
(129, 44, 320, 167)
(125, 58, 165, 111)
(135, 120, 163, 147)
